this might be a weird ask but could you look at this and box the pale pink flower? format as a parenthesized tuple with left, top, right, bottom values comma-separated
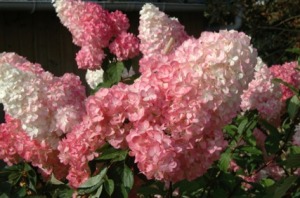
(293, 123, 300, 146)
(0, 52, 44, 74)
(241, 62, 282, 121)
(138, 3, 189, 57)
(0, 53, 86, 147)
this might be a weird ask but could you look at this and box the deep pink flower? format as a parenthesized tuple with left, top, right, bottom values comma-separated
(109, 32, 140, 61)
(269, 61, 300, 101)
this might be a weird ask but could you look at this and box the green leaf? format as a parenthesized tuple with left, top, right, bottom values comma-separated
(104, 178, 114, 196)
(77, 181, 103, 195)
(218, 151, 231, 172)
(273, 176, 298, 198)
(286, 48, 300, 55)
(8, 172, 21, 185)
(122, 164, 134, 190)
(261, 178, 275, 188)
(79, 166, 108, 188)
(240, 146, 262, 155)
(96, 147, 128, 162)
(238, 118, 248, 135)
(56, 188, 74, 198)
(260, 119, 281, 154)
(104, 61, 125, 86)
(17, 186, 26, 197)
(49, 174, 65, 185)
(120, 185, 128, 198)
(284, 154, 300, 168)
(223, 125, 238, 137)
(90, 185, 103, 198)
(287, 95, 300, 120)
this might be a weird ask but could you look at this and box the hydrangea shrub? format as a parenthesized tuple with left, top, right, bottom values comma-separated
(0, 0, 300, 197)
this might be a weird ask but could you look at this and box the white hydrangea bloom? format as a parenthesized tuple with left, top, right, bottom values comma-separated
(0, 63, 52, 139)
(85, 68, 104, 89)
(138, 3, 189, 57)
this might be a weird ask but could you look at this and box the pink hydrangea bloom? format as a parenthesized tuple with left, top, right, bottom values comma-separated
(58, 29, 258, 185)
(0, 52, 44, 74)
(53, 0, 131, 69)
(241, 62, 282, 121)
(173, 30, 258, 124)
(109, 10, 130, 36)
(138, 3, 189, 57)
(58, 116, 106, 188)
(0, 53, 86, 147)
(75, 45, 105, 69)
(53, 0, 114, 48)
(269, 61, 300, 101)
(293, 123, 300, 146)
(0, 115, 68, 180)
(109, 32, 140, 61)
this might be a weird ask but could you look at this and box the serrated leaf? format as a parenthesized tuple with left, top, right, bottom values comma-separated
(219, 152, 231, 172)
(79, 166, 108, 188)
(273, 176, 298, 198)
(104, 178, 114, 196)
(287, 95, 300, 120)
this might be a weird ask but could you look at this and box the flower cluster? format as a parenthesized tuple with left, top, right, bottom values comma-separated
(241, 60, 282, 121)
(53, 0, 139, 69)
(269, 61, 300, 101)
(138, 3, 189, 57)
(0, 115, 68, 180)
(0, 53, 86, 147)
(57, 4, 259, 184)
(1, 1, 300, 195)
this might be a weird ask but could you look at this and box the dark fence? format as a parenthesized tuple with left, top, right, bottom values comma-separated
(0, 10, 205, 75)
